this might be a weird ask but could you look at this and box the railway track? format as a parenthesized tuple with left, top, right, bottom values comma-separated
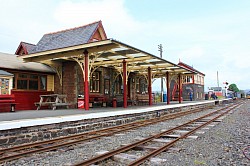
(0, 104, 210, 163)
(74, 102, 242, 166)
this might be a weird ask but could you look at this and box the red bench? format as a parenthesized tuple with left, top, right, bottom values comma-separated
(89, 94, 107, 107)
(0, 94, 17, 112)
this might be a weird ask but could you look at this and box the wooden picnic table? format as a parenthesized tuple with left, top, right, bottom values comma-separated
(35, 94, 70, 110)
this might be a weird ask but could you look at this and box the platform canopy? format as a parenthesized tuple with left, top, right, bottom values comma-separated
(20, 39, 194, 76)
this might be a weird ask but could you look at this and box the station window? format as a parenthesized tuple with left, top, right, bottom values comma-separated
(136, 77, 148, 94)
(114, 75, 122, 94)
(15, 73, 47, 91)
(183, 75, 193, 84)
(90, 71, 100, 93)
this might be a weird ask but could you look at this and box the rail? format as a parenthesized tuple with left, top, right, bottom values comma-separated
(0, 106, 206, 163)
(74, 102, 242, 166)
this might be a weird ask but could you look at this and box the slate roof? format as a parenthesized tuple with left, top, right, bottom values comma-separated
(0, 70, 13, 76)
(15, 42, 36, 55)
(0, 52, 55, 73)
(30, 21, 101, 54)
(22, 42, 36, 53)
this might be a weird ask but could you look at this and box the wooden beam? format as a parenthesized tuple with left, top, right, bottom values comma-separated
(92, 56, 152, 66)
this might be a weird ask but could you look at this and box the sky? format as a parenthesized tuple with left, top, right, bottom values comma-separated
(0, 0, 250, 91)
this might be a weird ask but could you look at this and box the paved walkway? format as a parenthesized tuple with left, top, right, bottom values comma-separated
(0, 101, 203, 122)
(0, 100, 217, 130)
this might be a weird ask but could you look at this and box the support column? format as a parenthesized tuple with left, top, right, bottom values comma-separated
(123, 60, 127, 108)
(166, 72, 170, 105)
(178, 74, 182, 103)
(148, 67, 152, 105)
(84, 50, 89, 110)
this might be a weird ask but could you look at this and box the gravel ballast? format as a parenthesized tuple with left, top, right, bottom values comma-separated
(154, 101, 250, 166)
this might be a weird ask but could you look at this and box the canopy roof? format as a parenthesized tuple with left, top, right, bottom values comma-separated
(0, 52, 55, 73)
(20, 39, 195, 77)
(0, 69, 13, 77)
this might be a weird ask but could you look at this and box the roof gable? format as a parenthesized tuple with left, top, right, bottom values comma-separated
(178, 61, 205, 76)
(89, 21, 107, 42)
(30, 21, 107, 54)
(15, 42, 36, 55)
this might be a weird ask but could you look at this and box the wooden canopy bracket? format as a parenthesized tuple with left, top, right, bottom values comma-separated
(71, 51, 105, 81)
(42, 60, 63, 86)
(71, 55, 86, 81)
(113, 61, 138, 83)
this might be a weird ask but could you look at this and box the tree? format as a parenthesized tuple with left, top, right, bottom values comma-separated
(228, 84, 239, 97)
(228, 84, 239, 92)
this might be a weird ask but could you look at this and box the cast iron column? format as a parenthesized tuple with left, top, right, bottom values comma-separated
(84, 49, 89, 110)
(178, 74, 182, 103)
(166, 71, 170, 105)
(123, 60, 127, 108)
(148, 67, 152, 105)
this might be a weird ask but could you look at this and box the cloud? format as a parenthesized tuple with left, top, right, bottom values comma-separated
(52, 1, 250, 90)
(178, 45, 204, 61)
(0, 0, 249, 90)
(53, 0, 141, 36)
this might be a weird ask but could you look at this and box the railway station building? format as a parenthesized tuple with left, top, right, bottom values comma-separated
(1, 21, 204, 111)
(0, 52, 55, 111)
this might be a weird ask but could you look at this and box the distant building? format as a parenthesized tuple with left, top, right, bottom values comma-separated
(208, 87, 223, 97)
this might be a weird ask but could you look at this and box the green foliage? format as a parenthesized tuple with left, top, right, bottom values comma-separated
(228, 83, 239, 92)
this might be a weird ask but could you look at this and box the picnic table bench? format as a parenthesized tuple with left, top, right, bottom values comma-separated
(0, 94, 17, 112)
(35, 94, 70, 110)
(136, 94, 149, 105)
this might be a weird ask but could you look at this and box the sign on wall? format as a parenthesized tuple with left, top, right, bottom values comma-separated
(0, 78, 10, 94)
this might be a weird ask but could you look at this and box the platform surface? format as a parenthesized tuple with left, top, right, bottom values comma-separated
(0, 100, 222, 131)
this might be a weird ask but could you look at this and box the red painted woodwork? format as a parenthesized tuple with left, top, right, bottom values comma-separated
(148, 67, 152, 105)
(11, 90, 53, 110)
(166, 72, 170, 105)
(89, 94, 106, 103)
(123, 60, 127, 108)
(84, 50, 89, 110)
(178, 74, 182, 103)
(88, 21, 107, 42)
(172, 83, 177, 101)
(0, 94, 15, 112)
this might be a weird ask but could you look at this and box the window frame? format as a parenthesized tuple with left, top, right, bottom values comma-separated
(90, 71, 100, 93)
(14, 72, 47, 91)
